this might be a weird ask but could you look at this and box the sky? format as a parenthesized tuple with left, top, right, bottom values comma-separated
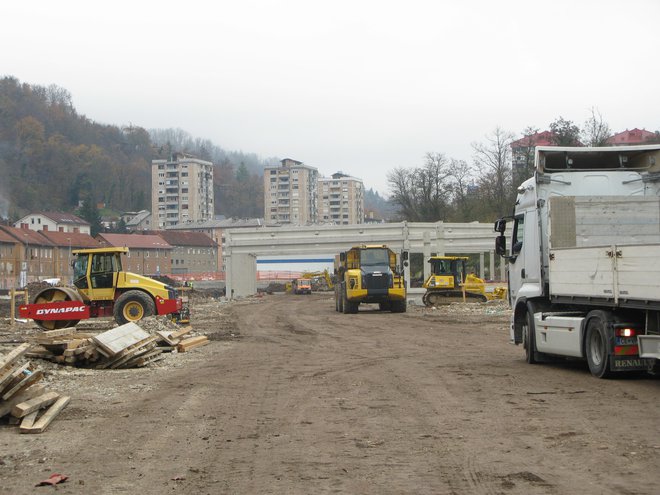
(3, 0, 660, 195)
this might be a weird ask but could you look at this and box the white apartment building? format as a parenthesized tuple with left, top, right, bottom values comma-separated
(264, 158, 318, 225)
(151, 153, 214, 229)
(318, 172, 365, 225)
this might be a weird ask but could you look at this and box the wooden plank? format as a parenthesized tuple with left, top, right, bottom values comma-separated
(40, 328, 79, 338)
(0, 363, 31, 393)
(0, 343, 31, 369)
(2, 370, 43, 400)
(109, 342, 158, 369)
(169, 326, 192, 340)
(20, 396, 71, 434)
(19, 410, 39, 429)
(176, 336, 209, 352)
(96, 335, 158, 369)
(0, 385, 46, 418)
(92, 322, 151, 356)
(122, 348, 164, 368)
(11, 391, 60, 418)
(155, 330, 178, 346)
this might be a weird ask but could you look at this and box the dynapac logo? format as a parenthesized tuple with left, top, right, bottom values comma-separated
(35, 306, 86, 315)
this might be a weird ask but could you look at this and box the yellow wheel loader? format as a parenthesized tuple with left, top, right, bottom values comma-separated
(19, 247, 188, 329)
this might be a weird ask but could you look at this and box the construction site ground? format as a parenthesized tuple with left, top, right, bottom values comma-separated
(1, 292, 659, 494)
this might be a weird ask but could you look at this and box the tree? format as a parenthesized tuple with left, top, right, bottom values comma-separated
(446, 159, 477, 222)
(581, 107, 611, 146)
(78, 198, 103, 237)
(387, 152, 453, 222)
(549, 117, 581, 146)
(513, 126, 540, 186)
(471, 127, 515, 219)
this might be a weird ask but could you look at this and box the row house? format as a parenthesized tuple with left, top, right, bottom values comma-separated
(96, 233, 172, 276)
(38, 230, 102, 283)
(152, 230, 218, 275)
(0, 225, 57, 288)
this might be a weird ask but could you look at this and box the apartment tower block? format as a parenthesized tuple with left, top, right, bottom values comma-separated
(264, 158, 318, 225)
(152, 153, 214, 229)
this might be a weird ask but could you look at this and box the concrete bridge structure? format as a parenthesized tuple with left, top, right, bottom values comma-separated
(224, 221, 503, 299)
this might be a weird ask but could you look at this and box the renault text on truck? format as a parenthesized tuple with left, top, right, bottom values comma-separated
(494, 145, 660, 378)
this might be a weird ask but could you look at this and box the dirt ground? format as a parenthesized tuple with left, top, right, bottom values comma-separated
(1, 292, 659, 494)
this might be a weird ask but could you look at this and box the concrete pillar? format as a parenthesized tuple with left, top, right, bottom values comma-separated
(489, 250, 495, 281)
(479, 252, 485, 279)
(227, 252, 257, 298)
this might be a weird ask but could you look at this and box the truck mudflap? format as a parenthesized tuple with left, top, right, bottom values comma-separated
(611, 356, 655, 371)
(637, 335, 660, 360)
(18, 300, 90, 320)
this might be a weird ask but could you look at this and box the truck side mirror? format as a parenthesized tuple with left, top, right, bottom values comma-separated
(495, 235, 507, 256)
(494, 218, 507, 233)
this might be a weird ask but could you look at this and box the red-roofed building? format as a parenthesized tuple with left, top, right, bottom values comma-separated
(37, 231, 100, 283)
(14, 212, 90, 234)
(0, 227, 19, 289)
(606, 128, 657, 146)
(511, 131, 557, 184)
(148, 230, 219, 275)
(96, 233, 172, 276)
(0, 225, 55, 287)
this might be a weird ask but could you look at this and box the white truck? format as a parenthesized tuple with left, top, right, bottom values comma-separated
(494, 144, 660, 378)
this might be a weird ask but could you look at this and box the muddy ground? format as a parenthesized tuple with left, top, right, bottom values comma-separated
(0, 293, 659, 494)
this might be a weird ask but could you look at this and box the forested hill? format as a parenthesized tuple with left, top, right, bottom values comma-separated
(0, 77, 273, 220)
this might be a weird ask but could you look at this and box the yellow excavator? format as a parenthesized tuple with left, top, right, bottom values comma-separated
(422, 256, 505, 306)
(300, 269, 334, 291)
(19, 247, 188, 329)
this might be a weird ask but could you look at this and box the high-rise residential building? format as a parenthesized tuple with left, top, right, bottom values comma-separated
(264, 158, 318, 225)
(318, 172, 365, 225)
(151, 153, 214, 229)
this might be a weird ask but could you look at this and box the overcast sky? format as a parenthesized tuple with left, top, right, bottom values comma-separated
(3, 0, 660, 195)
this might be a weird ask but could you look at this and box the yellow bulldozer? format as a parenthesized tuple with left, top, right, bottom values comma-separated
(19, 247, 188, 329)
(422, 256, 506, 306)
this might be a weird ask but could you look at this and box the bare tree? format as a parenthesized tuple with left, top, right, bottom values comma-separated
(387, 152, 453, 222)
(582, 107, 611, 146)
(471, 127, 515, 218)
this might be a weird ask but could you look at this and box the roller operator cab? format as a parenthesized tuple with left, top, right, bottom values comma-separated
(334, 244, 407, 313)
(495, 145, 660, 378)
(19, 247, 187, 330)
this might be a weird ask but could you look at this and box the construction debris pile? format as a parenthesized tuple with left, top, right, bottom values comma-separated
(0, 343, 70, 434)
(26, 318, 209, 369)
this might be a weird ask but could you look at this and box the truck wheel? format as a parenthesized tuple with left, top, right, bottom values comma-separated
(522, 310, 539, 364)
(337, 287, 344, 313)
(114, 290, 155, 325)
(342, 290, 358, 314)
(379, 302, 391, 311)
(390, 300, 407, 313)
(585, 312, 613, 378)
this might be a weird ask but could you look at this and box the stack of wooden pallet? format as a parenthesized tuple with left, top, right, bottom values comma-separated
(92, 322, 164, 369)
(27, 329, 102, 366)
(26, 320, 209, 368)
(0, 343, 70, 433)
